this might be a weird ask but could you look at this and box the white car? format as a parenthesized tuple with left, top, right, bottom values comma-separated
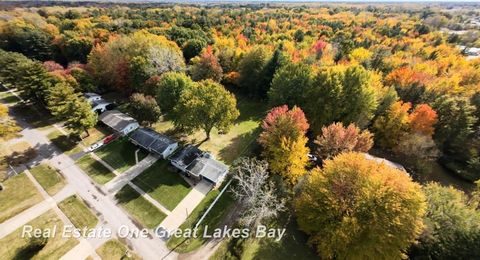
(87, 142, 103, 152)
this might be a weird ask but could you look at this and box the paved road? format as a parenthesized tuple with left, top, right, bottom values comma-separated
(7, 109, 177, 260)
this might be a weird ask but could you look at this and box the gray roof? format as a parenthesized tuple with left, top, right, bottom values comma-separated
(91, 98, 111, 107)
(99, 110, 137, 132)
(364, 153, 407, 173)
(84, 92, 101, 98)
(170, 145, 202, 168)
(130, 128, 177, 155)
(186, 156, 228, 183)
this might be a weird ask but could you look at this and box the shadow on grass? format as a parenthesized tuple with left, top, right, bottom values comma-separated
(13, 238, 47, 260)
(50, 134, 78, 153)
(115, 184, 141, 204)
(218, 127, 262, 164)
(12, 104, 56, 129)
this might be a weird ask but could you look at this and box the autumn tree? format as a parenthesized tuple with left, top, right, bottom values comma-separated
(238, 46, 271, 98)
(410, 183, 480, 259)
(65, 97, 98, 136)
(129, 93, 161, 126)
(408, 104, 438, 136)
(0, 104, 20, 140)
(153, 72, 195, 117)
(173, 80, 239, 139)
(314, 122, 373, 160)
(295, 152, 426, 259)
(268, 63, 313, 108)
(189, 47, 223, 82)
(230, 157, 285, 228)
(373, 101, 411, 149)
(258, 105, 309, 185)
(182, 38, 206, 61)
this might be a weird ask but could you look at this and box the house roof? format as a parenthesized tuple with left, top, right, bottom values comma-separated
(99, 110, 138, 132)
(364, 153, 407, 173)
(186, 156, 228, 183)
(84, 92, 101, 98)
(170, 145, 203, 168)
(91, 98, 111, 108)
(130, 128, 177, 155)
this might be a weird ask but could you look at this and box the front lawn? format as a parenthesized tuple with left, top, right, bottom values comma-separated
(0, 210, 78, 259)
(76, 155, 115, 185)
(0, 173, 43, 223)
(58, 195, 98, 229)
(96, 239, 140, 260)
(153, 97, 266, 164)
(166, 186, 234, 253)
(30, 163, 65, 196)
(132, 160, 191, 211)
(95, 139, 148, 173)
(115, 184, 167, 229)
(47, 129, 81, 155)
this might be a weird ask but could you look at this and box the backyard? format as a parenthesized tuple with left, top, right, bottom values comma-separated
(0, 173, 43, 223)
(153, 97, 266, 164)
(96, 239, 141, 260)
(76, 154, 116, 184)
(132, 160, 192, 211)
(115, 184, 167, 229)
(30, 163, 65, 196)
(94, 139, 148, 173)
(0, 210, 78, 259)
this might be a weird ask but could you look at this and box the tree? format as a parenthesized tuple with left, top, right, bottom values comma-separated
(189, 47, 223, 82)
(173, 80, 239, 139)
(314, 122, 373, 160)
(293, 29, 304, 42)
(182, 39, 206, 61)
(129, 93, 161, 126)
(410, 183, 480, 259)
(268, 63, 313, 108)
(238, 46, 271, 98)
(373, 101, 411, 149)
(153, 72, 195, 116)
(258, 105, 309, 184)
(230, 157, 285, 228)
(45, 82, 78, 120)
(295, 152, 426, 259)
(0, 104, 20, 140)
(65, 97, 98, 136)
(408, 104, 438, 136)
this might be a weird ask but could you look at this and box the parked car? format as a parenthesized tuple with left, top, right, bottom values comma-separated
(103, 134, 116, 145)
(87, 142, 103, 152)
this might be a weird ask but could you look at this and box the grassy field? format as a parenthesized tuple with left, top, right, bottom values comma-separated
(96, 239, 141, 260)
(58, 195, 98, 229)
(95, 139, 148, 173)
(0, 210, 78, 259)
(115, 184, 167, 229)
(4, 141, 37, 167)
(30, 164, 65, 196)
(76, 154, 116, 184)
(12, 104, 55, 131)
(0, 173, 43, 223)
(47, 129, 81, 155)
(166, 187, 234, 253)
(153, 97, 266, 164)
(132, 160, 191, 211)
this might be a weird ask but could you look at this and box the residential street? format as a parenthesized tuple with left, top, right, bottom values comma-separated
(5, 107, 177, 260)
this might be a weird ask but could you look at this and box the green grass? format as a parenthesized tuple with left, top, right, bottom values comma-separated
(47, 129, 79, 154)
(76, 155, 116, 185)
(0, 173, 43, 223)
(153, 97, 266, 164)
(96, 239, 141, 260)
(115, 184, 167, 229)
(29, 164, 65, 196)
(0, 210, 79, 259)
(95, 139, 148, 173)
(132, 160, 191, 211)
(12, 104, 55, 131)
(167, 187, 234, 253)
(58, 195, 98, 229)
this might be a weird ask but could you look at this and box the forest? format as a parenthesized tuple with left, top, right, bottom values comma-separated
(0, 2, 480, 259)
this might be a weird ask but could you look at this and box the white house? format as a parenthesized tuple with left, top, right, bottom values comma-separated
(84, 92, 102, 103)
(129, 128, 178, 158)
(98, 110, 139, 136)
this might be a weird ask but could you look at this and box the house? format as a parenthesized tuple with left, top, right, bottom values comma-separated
(98, 110, 139, 136)
(84, 93, 102, 103)
(170, 145, 228, 185)
(91, 99, 114, 114)
(129, 128, 178, 158)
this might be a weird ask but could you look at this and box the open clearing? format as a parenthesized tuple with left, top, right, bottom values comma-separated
(30, 163, 65, 196)
(95, 139, 148, 173)
(58, 195, 98, 229)
(96, 239, 141, 260)
(76, 154, 115, 185)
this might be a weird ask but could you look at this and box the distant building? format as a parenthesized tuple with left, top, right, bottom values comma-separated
(129, 128, 178, 158)
(91, 99, 114, 114)
(98, 110, 139, 136)
(84, 93, 102, 103)
(170, 145, 228, 185)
